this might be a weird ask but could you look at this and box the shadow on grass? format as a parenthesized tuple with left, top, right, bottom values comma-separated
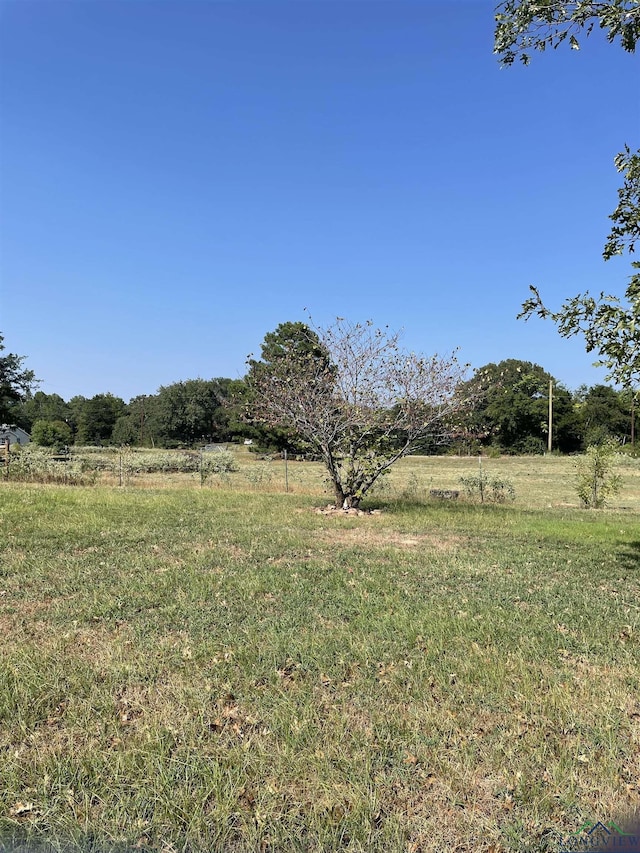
(363, 499, 505, 525)
(617, 540, 640, 572)
(372, 496, 515, 514)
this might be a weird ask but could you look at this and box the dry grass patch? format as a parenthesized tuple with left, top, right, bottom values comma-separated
(317, 526, 467, 552)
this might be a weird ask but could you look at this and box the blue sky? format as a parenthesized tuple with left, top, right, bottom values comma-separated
(1, 0, 636, 402)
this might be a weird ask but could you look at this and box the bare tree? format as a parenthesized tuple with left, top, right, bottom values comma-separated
(248, 319, 469, 508)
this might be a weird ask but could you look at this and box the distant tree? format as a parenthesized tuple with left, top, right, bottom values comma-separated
(75, 393, 126, 445)
(31, 419, 73, 449)
(494, 3, 640, 389)
(19, 392, 70, 432)
(110, 395, 162, 447)
(462, 359, 581, 453)
(577, 383, 630, 445)
(106, 382, 241, 449)
(245, 322, 332, 453)
(257, 321, 331, 365)
(111, 413, 139, 447)
(248, 318, 469, 508)
(67, 396, 87, 440)
(152, 378, 234, 447)
(0, 334, 37, 424)
(213, 378, 249, 443)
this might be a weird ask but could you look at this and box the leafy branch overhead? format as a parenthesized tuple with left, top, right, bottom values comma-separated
(604, 145, 640, 261)
(519, 143, 640, 387)
(519, 278, 640, 388)
(495, 1, 640, 388)
(518, 147, 640, 387)
(494, 0, 640, 65)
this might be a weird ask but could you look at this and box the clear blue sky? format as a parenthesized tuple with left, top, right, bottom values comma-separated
(1, 0, 636, 402)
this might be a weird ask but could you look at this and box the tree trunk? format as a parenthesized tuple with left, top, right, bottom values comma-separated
(342, 493, 361, 509)
(321, 448, 346, 508)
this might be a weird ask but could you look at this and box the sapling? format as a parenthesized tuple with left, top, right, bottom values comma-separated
(575, 439, 622, 508)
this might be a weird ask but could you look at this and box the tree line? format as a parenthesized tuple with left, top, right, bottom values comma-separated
(4, 379, 245, 450)
(1, 327, 635, 458)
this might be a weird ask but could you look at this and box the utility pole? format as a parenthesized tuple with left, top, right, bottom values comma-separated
(548, 379, 553, 453)
(139, 396, 145, 445)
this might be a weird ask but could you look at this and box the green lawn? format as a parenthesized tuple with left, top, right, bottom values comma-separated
(1, 458, 639, 851)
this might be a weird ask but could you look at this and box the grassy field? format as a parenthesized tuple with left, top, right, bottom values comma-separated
(90, 446, 640, 512)
(1, 454, 639, 852)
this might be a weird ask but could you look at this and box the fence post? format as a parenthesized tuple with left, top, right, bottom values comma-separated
(284, 449, 289, 493)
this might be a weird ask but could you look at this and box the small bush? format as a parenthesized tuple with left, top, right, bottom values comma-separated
(72, 447, 118, 471)
(200, 450, 238, 478)
(30, 419, 73, 449)
(512, 436, 546, 455)
(397, 472, 429, 501)
(5, 445, 97, 485)
(245, 461, 274, 486)
(619, 443, 640, 459)
(460, 471, 515, 503)
(575, 439, 622, 508)
(120, 450, 198, 474)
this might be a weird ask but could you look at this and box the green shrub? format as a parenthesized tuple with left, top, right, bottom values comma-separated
(30, 419, 73, 449)
(398, 472, 429, 501)
(460, 470, 515, 503)
(5, 445, 96, 485)
(120, 450, 197, 474)
(245, 460, 274, 486)
(575, 439, 622, 508)
(512, 436, 546, 455)
(200, 450, 238, 478)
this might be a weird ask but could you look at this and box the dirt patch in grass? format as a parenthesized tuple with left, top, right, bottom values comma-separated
(311, 504, 466, 550)
(318, 528, 467, 552)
